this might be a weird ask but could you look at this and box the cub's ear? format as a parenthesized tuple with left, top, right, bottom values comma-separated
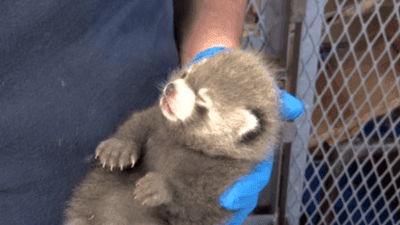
(237, 108, 263, 144)
(236, 109, 259, 136)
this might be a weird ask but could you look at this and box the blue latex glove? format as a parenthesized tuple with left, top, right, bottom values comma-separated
(186, 47, 304, 225)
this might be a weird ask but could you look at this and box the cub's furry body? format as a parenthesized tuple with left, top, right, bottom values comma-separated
(64, 49, 280, 225)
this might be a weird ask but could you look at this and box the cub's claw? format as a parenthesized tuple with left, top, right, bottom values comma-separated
(95, 138, 137, 171)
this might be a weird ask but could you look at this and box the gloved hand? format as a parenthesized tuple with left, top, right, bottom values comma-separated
(186, 47, 304, 225)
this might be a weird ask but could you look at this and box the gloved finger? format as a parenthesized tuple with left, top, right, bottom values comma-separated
(219, 152, 274, 210)
(220, 192, 259, 211)
(219, 202, 257, 225)
(278, 89, 304, 120)
(186, 46, 231, 68)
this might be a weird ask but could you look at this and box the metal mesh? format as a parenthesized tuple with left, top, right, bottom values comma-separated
(288, 0, 400, 224)
(242, 0, 289, 60)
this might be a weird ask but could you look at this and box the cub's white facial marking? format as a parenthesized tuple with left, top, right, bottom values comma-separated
(198, 88, 208, 95)
(236, 109, 259, 136)
(196, 97, 231, 135)
(186, 66, 194, 74)
(197, 106, 259, 141)
(160, 79, 195, 122)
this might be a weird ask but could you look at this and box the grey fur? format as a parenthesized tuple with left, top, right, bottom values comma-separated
(63, 49, 280, 225)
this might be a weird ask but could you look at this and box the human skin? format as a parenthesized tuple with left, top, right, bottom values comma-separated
(173, 0, 248, 66)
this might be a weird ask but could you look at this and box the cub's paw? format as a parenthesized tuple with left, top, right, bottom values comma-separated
(95, 138, 137, 171)
(134, 172, 172, 207)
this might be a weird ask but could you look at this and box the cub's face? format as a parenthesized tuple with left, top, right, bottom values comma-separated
(159, 50, 279, 160)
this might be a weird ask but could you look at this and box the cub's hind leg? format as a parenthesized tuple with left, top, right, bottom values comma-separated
(94, 188, 166, 225)
(65, 167, 165, 225)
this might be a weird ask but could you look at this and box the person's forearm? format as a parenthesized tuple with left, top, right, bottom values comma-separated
(173, 0, 248, 66)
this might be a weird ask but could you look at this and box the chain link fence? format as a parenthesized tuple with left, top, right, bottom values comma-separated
(241, 0, 400, 224)
(289, 0, 400, 224)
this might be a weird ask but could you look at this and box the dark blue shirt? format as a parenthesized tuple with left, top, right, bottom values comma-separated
(0, 1, 179, 224)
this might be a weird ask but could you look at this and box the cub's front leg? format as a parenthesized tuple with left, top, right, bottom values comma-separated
(95, 138, 136, 171)
(134, 172, 172, 207)
(95, 105, 159, 171)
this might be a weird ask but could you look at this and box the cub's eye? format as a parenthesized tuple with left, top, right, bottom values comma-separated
(195, 93, 205, 103)
(195, 105, 208, 117)
(181, 73, 187, 79)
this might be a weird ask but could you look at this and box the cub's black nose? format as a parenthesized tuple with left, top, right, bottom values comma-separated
(165, 83, 175, 96)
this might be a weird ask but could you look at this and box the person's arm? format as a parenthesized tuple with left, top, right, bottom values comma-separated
(173, 0, 248, 66)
